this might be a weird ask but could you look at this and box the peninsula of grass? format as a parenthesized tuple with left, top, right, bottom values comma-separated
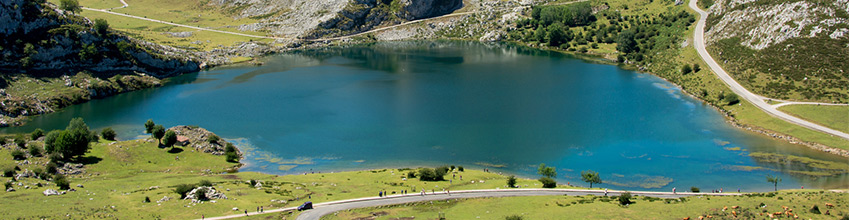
(778, 105, 849, 134)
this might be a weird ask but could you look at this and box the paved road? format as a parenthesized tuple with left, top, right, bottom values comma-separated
(687, 0, 849, 140)
(201, 188, 739, 220)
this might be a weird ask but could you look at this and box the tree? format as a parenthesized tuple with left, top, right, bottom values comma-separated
(547, 22, 567, 46)
(693, 63, 701, 72)
(79, 43, 97, 61)
(766, 175, 781, 191)
(618, 191, 632, 205)
(539, 177, 557, 188)
(723, 93, 740, 105)
(151, 125, 165, 145)
(162, 130, 177, 148)
(581, 170, 602, 188)
(53, 118, 92, 159)
(537, 163, 557, 178)
(534, 25, 547, 43)
(31, 128, 44, 140)
(507, 175, 517, 188)
(54, 174, 70, 190)
(174, 184, 196, 199)
(93, 18, 109, 36)
(681, 64, 692, 74)
(225, 143, 239, 162)
(101, 127, 116, 141)
(616, 30, 637, 54)
(44, 130, 62, 153)
(144, 119, 155, 133)
(60, 0, 81, 13)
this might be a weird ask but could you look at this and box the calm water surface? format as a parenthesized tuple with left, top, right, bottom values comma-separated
(4, 41, 846, 191)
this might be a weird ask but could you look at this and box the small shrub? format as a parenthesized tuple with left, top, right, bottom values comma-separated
(0, 138, 6, 146)
(196, 188, 208, 201)
(618, 192, 632, 205)
(46, 162, 58, 174)
(48, 152, 62, 163)
(11, 150, 26, 160)
(681, 64, 692, 74)
(224, 143, 237, 153)
(29, 146, 42, 157)
(31, 129, 44, 140)
(2, 168, 15, 177)
(505, 215, 524, 220)
(538, 177, 556, 188)
(225, 151, 239, 163)
(450, 165, 456, 170)
(4, 182, 11, 190)
(690, 186, 699, 193)
(207, 134, 220, 143)
(507, 175, 517, 188)
(101, 127, 116, 141)
(144, 196, 151, 203)
(14, 135, 26, 148)
(32, 168, 45, 179)
(810, 205, 821, 214)
(54, 175, 70, 190)
(199, 180, 213, 187)
(249, 180, 257, 186)
(175, 184, 196, 199)
(457, 166, 464, 172)
(407, 171, 416, 178)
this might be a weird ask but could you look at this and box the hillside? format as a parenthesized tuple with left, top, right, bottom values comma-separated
(0, 0, 200, 126)
(703, 0, 849, 103)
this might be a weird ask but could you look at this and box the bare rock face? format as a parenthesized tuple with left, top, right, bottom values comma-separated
(397, 0, 463, 20)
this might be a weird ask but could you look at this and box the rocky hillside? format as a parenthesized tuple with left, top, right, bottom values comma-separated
(202, 0, 350, 38)
(704, 0, 848, 102)
(307, 0, 463, 38)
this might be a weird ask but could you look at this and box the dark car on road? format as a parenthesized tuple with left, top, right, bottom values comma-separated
(297, 201, 313, 211)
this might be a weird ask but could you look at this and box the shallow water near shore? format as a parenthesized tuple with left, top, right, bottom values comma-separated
(3, 41, 846, 191)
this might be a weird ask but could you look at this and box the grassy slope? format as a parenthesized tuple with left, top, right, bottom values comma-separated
(322, 190, 849, 220)
(778, 105, 849, 134)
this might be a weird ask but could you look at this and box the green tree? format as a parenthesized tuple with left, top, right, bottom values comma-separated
(54, 174, 70, 190)
(60, 0, 81, 13)
(79, 43, 97, 61)
(537, 163, 557, 178)
(151, 125, 165, 144)
(93, 18, 109, 36)
(538, 177, 557, 188)
(766, 175, 781, 191)
(52, 118, 91, 159)
(581, 170, 602, 188)
(101, 127, 116, 141)
(144, 119, 155, 133)
(546, 22, 567, 46)
(681, 64, 692, 74)
(693, 63, 701, 72)
(534, 25, 546, 43)
(174, 184, 196, 199)
(44, 130, 62, 153)
(723, 93, 740, 105)
(616, 30, 637, 54)
(225, 143, 239, 162)
(31, 128, 44, 140)
(507, 175, 517, 188)
(162, 130, 177, 148)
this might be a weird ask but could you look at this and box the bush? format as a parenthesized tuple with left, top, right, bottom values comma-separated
(29, 146, 42, 157)
(538, 177, 557, 188)
(199, 180, 213, 187)
(54, 175, 70, 190)
(693, 63, 701, 72)
(810, 205, 821, 214)
(144, 196, 151, 203)
(618, 192, 632, 205)
(60, 0, 81, 13)
(690, 186, 699, 193)
(681, 64, 692, 74)
(450, 165, 456, 171)
(175, 184, 196, 199)
(11, 150, 26, 160)
(4, 182, 12, 190)
(2, 168, 15, 177)
(207, 134, 220, 143)
(31, 129, 44, 140)
(407, 171, 416, 178)
(48, 152, 62, 163)
(32, 168, 45, 179)
(101, 127, 116, 141)
(93, 18, 109, 36)
(14, 135, 26, 148)
(46, 162, 58, 174)
(507, 175, 517, 188)
(0, 138, 5, 146)
(505, 215, 524, 220)
(723, 93, 740, 105)
(196, 188, 208, 201)
(225, 151, 239, 163)
(457, 166, 464, 172)
(418, 168, 445, 181)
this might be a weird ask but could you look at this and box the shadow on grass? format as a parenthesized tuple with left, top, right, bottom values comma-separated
(167, 147, 184, 154)
(72, 156, 103, 165)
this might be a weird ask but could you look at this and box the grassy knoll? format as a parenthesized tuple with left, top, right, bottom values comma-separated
(323, 190, 849, 220)
(77, 9, 272, 51)
(727, 101, 849, 150)
(778, 105, 849, 134)
(0, 132, 543, 219)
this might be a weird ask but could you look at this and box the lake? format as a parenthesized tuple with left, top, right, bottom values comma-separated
(3, 41, 846, 191)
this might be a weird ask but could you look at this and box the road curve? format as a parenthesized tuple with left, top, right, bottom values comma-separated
(687, 0, 849, 140)
(201, 189, 739, 220)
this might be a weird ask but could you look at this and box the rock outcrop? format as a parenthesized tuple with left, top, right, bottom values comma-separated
(169, 126, 241, 156)
(183, 186, 227, 202)
(397, 0, 463, 20)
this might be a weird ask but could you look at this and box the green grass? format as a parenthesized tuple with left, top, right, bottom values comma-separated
(727, 101, 849, 150)
(778, 105, 849, 134)
(323, 190, 849, 220)
(77, 0, 126, 9)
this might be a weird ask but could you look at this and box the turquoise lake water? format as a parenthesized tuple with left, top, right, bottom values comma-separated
(3, 41, 846, 191)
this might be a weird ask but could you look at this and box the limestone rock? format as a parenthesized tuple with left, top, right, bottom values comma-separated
(43, 189, 59, 196)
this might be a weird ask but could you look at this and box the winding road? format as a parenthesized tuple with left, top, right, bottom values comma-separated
(687, 0, 849, 140)
(202, 189, 739, 220)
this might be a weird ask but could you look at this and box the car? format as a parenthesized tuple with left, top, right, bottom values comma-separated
(297, 201, 313, 211)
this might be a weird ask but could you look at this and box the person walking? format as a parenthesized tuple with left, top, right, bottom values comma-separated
(379, 191, 382, 197)
(604, 188, 608, 196)
(672, 187, 676, 194)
